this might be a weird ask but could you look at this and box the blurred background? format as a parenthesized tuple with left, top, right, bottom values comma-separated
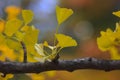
(1, 0, 120, 80)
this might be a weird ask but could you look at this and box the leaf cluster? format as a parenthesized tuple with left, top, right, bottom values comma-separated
(0, 5, 77, 79)
(97, 11, 120, 60)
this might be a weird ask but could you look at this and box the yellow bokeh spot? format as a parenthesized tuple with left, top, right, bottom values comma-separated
(0, 73, 13, 80)
(46, 71, 56, 77)
(28, 74, 45, 80)
(0, 45, 16, 61)
(113, 11, 120, 18)
(0, 20, 5, 33)
(5, 6, 21, 20)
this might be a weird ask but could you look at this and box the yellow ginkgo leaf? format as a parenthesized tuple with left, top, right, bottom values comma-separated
(21, 26, 29, 32)
(43, 41, 49, 47)
(97, 29, 115, 51)
(5, 38, 21, 50)
(0, 20, 5, 33)
(110, 46, 120, 60)
(35, 43, 45, 56)
(115, 23, 120, 32)
(22, 26, 39, 57)
(4, 19, 23, 36)
(113, 11, 120, 18)
(55, 34, 77, 48)
(56, 6, 73, 25)
(0, 33, 5, 45)
(114, 23, 120, 40)
(22, 10, 34, 24)
(15, 31, 24, 41)
(22, 26, 39, 45)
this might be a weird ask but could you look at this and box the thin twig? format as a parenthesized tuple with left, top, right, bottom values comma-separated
(20, 41, 27, 63)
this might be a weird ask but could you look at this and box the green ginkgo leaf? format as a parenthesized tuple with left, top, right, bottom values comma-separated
(56, 6, 73, 25)
(22, 10, 34, 24)
(55, 34, 77, 48)
(4, 19, 23, 36)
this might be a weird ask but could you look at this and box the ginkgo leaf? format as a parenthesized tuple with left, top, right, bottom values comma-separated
(43, 41, 56, 50)
(97, 29, 116, 51)
(22, 10, 34, 24)
(0, 20, 5, 33)
(55, 34, 77, 48)
(114, 23, 120, 40)
(113, 11, 120, 18)
(22, 26, 39, 46)
(35, 43, 45, 56)
(0, 33, 5, 45)
(22, 26, 39, 56)
(110, 46, 120, 60)
(4, 19, 23, 36)
(34, 57, 46, 63)
(5, 38, 21, 50)
(21, 26, 29, 32)
(43, 41, 49, 47)
(115, 23, 120, 32)
(15, 31, 24, 41)
(56, 6, 73, 25)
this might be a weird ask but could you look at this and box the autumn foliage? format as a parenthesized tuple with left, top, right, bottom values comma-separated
(0, 4, 119, 80)
(0, 5, 77, 80)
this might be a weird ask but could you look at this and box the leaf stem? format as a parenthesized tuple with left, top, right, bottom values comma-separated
(20, 41, 27, 63)
(56, 47, 62, 54)
(54, 25, 60, 46)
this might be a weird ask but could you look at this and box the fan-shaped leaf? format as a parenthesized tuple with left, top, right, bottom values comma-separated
(22, 10, 34, 24)
(4, 19, 22, 36)
(56, 6, 73, 25)
(55, 34, 77, 48)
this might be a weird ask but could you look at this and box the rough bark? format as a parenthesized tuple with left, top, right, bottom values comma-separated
(0, 58, 120, 74)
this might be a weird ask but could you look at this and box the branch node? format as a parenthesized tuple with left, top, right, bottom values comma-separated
(88, 57, 92, 62)
(52, 54, 60, 64)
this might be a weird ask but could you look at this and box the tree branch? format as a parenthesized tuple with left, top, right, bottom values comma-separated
(0, 57, 120, 74)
